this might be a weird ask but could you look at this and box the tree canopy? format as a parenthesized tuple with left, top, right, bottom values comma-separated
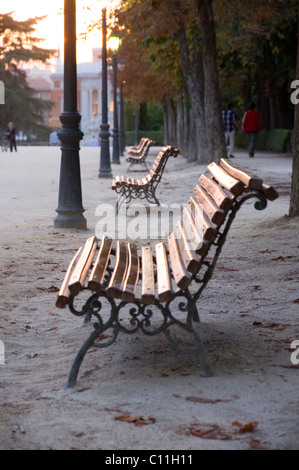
(110, 0, 297, 162)
(107, 0, 298, 214)
(0, 12, 55, 137)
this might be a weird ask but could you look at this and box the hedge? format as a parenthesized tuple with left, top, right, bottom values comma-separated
(125, 131, 164, 146)
(235, 129, 292, 153)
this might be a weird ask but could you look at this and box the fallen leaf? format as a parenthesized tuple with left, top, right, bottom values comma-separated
(278, 364, 299, 369)
(186, 396, 233, 404)
(249, 438, 273, 450)
(114, 413, 156, 426)
(232, 421, 258, 433)
(293, 299, 299, 304)
(252, 321, 288, 331)
(190, 425, 230, 440)
(37, 286, 59, 292)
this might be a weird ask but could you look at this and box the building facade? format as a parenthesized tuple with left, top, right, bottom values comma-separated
(25, 48, 114, 145)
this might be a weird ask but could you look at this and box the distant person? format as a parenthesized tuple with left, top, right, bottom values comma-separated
(49, 130, 59, 146)
(222, 103, 240, 159)
(242, 102, 261, 158)
(90, 136, 99, 147)
(6, 122, 17, 152)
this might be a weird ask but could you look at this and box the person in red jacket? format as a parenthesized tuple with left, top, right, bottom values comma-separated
(242, 102, 261, 157)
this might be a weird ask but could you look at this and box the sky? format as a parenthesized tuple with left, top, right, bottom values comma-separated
(2, 0, 121, 63)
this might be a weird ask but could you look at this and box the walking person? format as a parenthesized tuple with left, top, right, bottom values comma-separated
(6, 122, 17, 152)
(242, 102, 261, 158)
(222, 102, 240, 159)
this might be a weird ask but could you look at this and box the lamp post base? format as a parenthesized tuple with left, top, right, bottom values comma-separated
(54, 211, 87, 230)
(98, 123, 113, 178)
(55, 111, 87, 230)
(112, 128, 121, 164)
(98, 169, 113, 178)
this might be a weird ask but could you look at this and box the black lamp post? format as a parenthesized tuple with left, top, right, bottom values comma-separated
(98, 8, 113, 178)
(111, 52, 120, 164)
(119, 80, 126, 156)
(54, 0, 87, 229)
(109, 36, 121, 164)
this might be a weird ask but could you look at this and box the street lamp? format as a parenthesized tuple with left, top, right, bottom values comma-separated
(98, 8, 113, 178)
(54, 0, 87, 230)
(119, 79, 126, 156)
(109, 35, 121, 164)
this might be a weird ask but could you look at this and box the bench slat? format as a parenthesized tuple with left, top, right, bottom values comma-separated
(168, 232, 191, 289)
(88, 236, 112, 292)
(122, 244, 140, 302)
(141, 246, 156, 304)
(188, 196, 218, 242)
(207, 162, 245, 196)
(107, 241, 128, 298)
(261, 183, 279, 201)
(182, 207, 209, 257)
(68, 236, 97, 296)
(199, 174, 233, 212)
(56, 247, 83, 308)
(176, 221, 201, 274)
(155, 241, 174, 302)
(193, 184, 226, 226)
(220, 158, 263, 190)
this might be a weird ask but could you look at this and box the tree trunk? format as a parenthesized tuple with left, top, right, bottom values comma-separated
(176, 19, 210, 163)
(176, 89, 189, 157)
(187, 106, 198, 162)
(289, 3, 299, 217)
(163, 100, 177, 146)
(197, 0, 227, 162)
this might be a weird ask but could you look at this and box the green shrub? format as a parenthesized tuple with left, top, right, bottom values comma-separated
(125, 131, 164, 146)
(235, 129, 292, 153)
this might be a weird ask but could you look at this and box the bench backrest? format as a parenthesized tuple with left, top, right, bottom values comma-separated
(128, 137, 148, 154)
(143, 145, 179, 185)
(164, 159, 279, 292)
(127, 138, 153, 159)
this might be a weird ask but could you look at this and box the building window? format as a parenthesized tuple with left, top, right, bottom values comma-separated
(92, 90, 98, 116)
(54, 80, 61, 89)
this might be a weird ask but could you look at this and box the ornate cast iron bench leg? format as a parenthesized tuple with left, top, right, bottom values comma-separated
(66, 326, 101, 389)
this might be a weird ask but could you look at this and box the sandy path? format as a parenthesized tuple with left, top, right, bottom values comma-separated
(0, 146, 298, 450)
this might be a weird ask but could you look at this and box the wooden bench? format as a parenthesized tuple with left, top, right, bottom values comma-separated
(127, 137, 149, 155)
(112, 145, 179, 213)
(56, 158, 279, 388)
(125, 138, 154, 170)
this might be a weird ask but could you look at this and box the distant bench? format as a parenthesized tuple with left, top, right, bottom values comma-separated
(56, 157, 279, 388)
(112, 145, 179, 213)
(125, 138, 154, 170)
